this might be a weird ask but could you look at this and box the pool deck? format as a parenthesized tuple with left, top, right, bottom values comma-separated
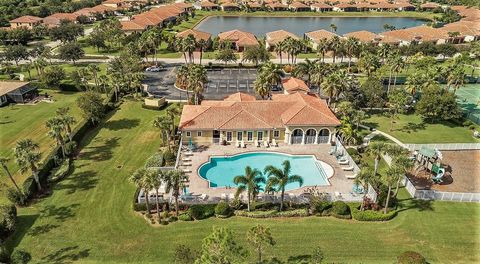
(178, 143, 358, 199)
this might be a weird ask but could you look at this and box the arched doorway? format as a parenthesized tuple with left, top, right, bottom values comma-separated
(291, 129, 303, 144)
(305, 129, 316, 144)
(317, 129, 330, 144)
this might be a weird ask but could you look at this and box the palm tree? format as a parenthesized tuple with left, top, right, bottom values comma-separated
(46, 117, 67, 158)
(188, 64, 207, 105)
(328, 36, 341, 63)
(130, 168, 154, 216)
(316, 38, 329, 63)
(311, 62, 330, 96)
(165, 169, 188, 217)
(366, 142, 387, 179)
(358, 51, 380, 77)
(87, 64, 100, 89)
(344, 37, 359, 71)
(253, 75, 270, 100)
(274, 40, 285, 64)
(321, 71, 344, 107)
(0, 157, 21, 192)
(447, 68, 466, 94)
(259, 62, 282, 88)
(377, 44, 391, 63)
(14, 139, 42, 191)
(383, 164, 403, 214)
(354, 166, 374, 211)
(233, 166, 265, 212)
(197, 38, 208, 65)
(144, 168, 163, 221)
(293, 58, 316, 86)
(339, 121, 358, 146)
(56, 107, 76, 141)
(386, 52, 405, 93)
(153, 116, 173, 151)
(264, 160, 303, 211)
(330, 23, 337, 33)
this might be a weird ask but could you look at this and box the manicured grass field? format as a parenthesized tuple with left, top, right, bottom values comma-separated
(0, 90, 83, 203)
(6, 101, 479, 263)
(365, 113, 480, 144)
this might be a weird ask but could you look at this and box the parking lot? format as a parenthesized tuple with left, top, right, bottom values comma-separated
(144, 66, 261, 100)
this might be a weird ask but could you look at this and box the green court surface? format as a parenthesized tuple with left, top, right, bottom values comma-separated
(456, 84, 480, 124)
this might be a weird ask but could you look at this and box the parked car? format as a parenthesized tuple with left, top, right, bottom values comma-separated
(145, 65, 164, 72)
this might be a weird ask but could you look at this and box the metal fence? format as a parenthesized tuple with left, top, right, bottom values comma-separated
(404, 143, 480, 151)
(403, 176, 480, 202)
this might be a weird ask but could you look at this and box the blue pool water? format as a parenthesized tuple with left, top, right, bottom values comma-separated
(198, 152, 329, 190)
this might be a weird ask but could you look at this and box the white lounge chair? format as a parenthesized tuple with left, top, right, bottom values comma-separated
(263, 141, 269, 148)
(220, 193, 227, 200)
(342, 166, 354, 171)
(272, 139, 278, 147)
(240, 140, 245, 148)
(346, 173, 357, 179)
(182, 157, 191, 162)
(236, 140, 241, 148)
(334, 191, 343, 200)
(182, 162, 192, 166)
(183, 169, 192, 173)
(254, 139, 260, 147)
(184, 152, 194, 156)
(200, 193, 209, 201)
(339, 160, 349, 165)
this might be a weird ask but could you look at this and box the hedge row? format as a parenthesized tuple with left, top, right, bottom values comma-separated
(350, 205, 397, 221)
(234, 209, 309, 218)
(0, 204, 17, 240)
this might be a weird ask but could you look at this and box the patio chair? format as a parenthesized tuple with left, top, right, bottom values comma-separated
(200, 193, 209, 201)
(240, 140, 245, 148)
(236, 140, 241, 148)
(342, 166, 354, 171)
(184, 151, 194, 156)
(329, 146, 337, 155)
(272, 139, 278, 147)
(254, 139, 260, 147)
(182, 162, 192, 166)
(182, 169, 192, 173)
(220, 193, 227, 200)
(339, 159, 349, 165)
(182, 157, 191, 162)
(263, 141, 269, 148)
(432, 167, 445, 183)
(346, 173, 357, 179)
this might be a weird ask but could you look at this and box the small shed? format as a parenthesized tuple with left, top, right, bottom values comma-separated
(0, 81, 38, 106)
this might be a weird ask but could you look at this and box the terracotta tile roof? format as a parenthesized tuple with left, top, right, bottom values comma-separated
(344, 30, 380, 42)
(0, 81, 30, 96)
(224, 92, 256, 101)
(218, 29, 259, 47)
(420, 2, 441, 9)
(201, 1, 219, 7)
(43, 13, 79, 25)
(247, 3, 262, 8)
(266, 30, 299, 45)
(305, 29, 339, 43)
(120, 20, 145, 31)
(74, 8, 95, 16)
(10, 15, 42, 23)
(442, 21, 480, 36)
(311, 3, 333, 9)
(334, 3, 356, 8)
(177, 29, 212, 41)
(267, 2, 289, 8)
(221, 3, 240, 7)
(179, 92, 340, 130)
(282, 77, 309, 94)
(91, 4, 116, 13)
(290, 2, 309, 8)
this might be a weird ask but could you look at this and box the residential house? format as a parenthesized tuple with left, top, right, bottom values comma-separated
(43, 13, 80, 27)
(311, 3, 333, 12)
(265, 30, 299, 50)
(9, 16, 42, 29)
(200, 1, 220, 10)
(420, 2, 441, 11)
(333, 3, 357, 12)
(221, 3, 241, 11)
(344, 30, 381, 44)
(289, 2, 311, 12)
(218, 29, 260, 51)
(304, 29, 339, 50)
(267, 2, 289, 11)
(179, 92, 341, 145)
(176, 29, 212, 48)
(0, 81, 38, 106)
(282, 77, 310, 94)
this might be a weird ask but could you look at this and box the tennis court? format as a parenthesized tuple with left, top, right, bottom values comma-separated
(456, 84, 480, 124)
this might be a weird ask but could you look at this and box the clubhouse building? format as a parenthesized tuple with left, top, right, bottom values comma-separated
(179, 91, 341, 146)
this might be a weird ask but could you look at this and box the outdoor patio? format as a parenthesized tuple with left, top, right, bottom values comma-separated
(176, 142, 362, 202)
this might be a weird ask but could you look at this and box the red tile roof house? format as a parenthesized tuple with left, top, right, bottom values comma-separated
(200, 1, 220, 11)
(218, 29, 260, 51)
(282, 77, 310, 94)
(266, 2, 289, 11)
(332, 3, 357, 12)
(9, 16, 43, 29)
(221, 3, 241, 11)
(42, 13, 80, 28)
(176, 29, 213, 50)
(179, 92, 341, 146)
(265, 30, 299, 50)
(289, 2, 311, 12)
(310, 3, 333, 12)
(304, 29, 339, 50)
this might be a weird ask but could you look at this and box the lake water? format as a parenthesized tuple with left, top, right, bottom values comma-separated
(195, 16, 427, 36)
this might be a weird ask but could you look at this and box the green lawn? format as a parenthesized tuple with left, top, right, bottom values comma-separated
(5, 100, 479, 263)
(364, 113, 480, 144)
(0, 90, 84, 203)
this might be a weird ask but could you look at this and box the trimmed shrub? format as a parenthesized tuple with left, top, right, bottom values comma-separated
(214, 201, 231, 217)
(397, 251, 427, 264)
(161, 211, 169, 219)
(6, 188, 27, 206)
(10, 249, 31, 264)
(0, 244, 9, 263)
(163, 148, 176, 164)
(21, 177, 38, 200)
(332, 201, 350, 216)
(145, 152, 164, 168)
(0, 204, 17, 239)
(160, 220, 169, 225)
(253, 202, 277, 211)
(310, 199, 332, 215)
(351, 206, 397, 221)
(168, 216, 178, 222)
(178, 213, 193, 221)
(133, 203, 147, 212)
(49, 159, 71, 183)
(234, 209, 309, 218)
(187, 204, 216, 220)
(276, 209, 309, 217)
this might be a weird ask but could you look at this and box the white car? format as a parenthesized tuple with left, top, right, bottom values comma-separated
(145, 66, 164, 72)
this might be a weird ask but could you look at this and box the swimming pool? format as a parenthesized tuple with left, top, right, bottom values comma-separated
(198, 152, 332, 191)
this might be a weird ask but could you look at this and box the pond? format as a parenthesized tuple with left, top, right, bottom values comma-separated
(195, 16, 427, 36)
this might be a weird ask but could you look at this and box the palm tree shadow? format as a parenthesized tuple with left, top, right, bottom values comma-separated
(103, 118, 140, 131)
(287, 255, 312, 263)
(77, 137, 120, 162)
(28, 223, 60, 236)
(41, 246, 90, 264)
(397, 198, 434, 213)
(4, 214, 39, 251)
(398, 122, 426, 133)
(39, 203, 80, 221)
(54, 170, 98, 195)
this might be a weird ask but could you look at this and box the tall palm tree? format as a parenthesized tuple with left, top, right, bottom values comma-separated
(293, 58, 316, 86)
(0, 157, 21, 192)
(264, 160, 303, 211)
(259, 62, 282, 88)
(144, 168, 163, 221)
(328, 36, 341, 63)
(316, 38, 329, 63)
(344, 37, 359, 71)
(87, 64, 100, 89)
(447, 67, 466, 94)
(197, 38, 208, 65)
(14, 139, 42, 191)
(253, 75, 270, 100)
(366, 142, 387, 179)
(165, 169, 188, 217)
(56, 107, 76, 141)
(153, 116, 173, 151)
(188, 64, 208, 105)
(377, 44, 391, 64)
(383, 164, 403, 214)
(311, 62, 330, 96)
(321, 71, 344, 107)
(183, 34, 197, 64)
(386, 52, 405, 93)
(46, 117, 67, 158)
(130, 168, 154, 216)
(274, 40, 285, 64)
(234, 166, 265, 212)
(354, 166, 374, 211)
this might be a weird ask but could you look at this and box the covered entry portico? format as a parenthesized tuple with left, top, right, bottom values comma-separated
(287, 127, 333, 144)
